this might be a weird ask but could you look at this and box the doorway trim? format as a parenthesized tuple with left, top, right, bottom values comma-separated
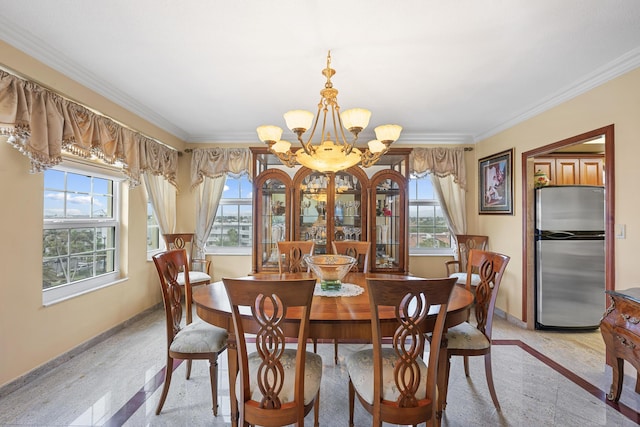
(520, 124, 615, 327)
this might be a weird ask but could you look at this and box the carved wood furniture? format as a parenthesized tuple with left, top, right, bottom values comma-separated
(192, 272, 474, 427)
(222, 276, 321, 427)
(445, 234, 489, 286)
(332, 240, 370, 273)
(345, 276, 457, 427)
(163, 233, 212, 287)
(250, 147, 411, 275)
(443, 249, 510, 411)
(600, 288, 640, 402)
(276, 241, 315, 273)
(152, 249, 228, 416)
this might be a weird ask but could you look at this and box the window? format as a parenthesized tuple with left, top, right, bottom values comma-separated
(147, 201, 163, 253)
(408, 174, 452, 254)
(207, 175, 253, 253)
(43, 164, 122, 304)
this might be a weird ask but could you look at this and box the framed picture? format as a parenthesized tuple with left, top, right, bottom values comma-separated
(478, 148, 513, 215)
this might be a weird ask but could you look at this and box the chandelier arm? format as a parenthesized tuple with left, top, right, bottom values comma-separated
(274, 150, 298, 167)
(300, 101, 325, 155)
(360, 148, 387, 168)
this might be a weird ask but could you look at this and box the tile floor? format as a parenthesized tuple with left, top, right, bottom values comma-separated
(1, 307, 639, 427)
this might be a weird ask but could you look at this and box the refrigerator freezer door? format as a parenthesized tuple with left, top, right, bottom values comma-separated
(536, 239, 605, 328)
(535, 186, 604, 232)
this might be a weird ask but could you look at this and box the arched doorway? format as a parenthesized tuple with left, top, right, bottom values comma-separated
(520, 124, 615, 329)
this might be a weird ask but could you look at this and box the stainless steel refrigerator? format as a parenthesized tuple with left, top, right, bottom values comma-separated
(535, 185, 605, 330)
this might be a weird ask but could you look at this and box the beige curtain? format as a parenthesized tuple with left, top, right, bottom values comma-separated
(141, 139, 179, 236)
(411, 147, 467, 235)
(0, 69, 174, 188)
(191, 147, 252, 258)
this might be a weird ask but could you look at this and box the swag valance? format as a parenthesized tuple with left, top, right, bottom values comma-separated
(0, 69, 177, 188)
(410, 147, 467, 190)
(190, 147, 252, 188)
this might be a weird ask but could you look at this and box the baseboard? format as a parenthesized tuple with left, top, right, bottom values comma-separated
(0, 303, 162, 399)
(494, 307, 527, 329)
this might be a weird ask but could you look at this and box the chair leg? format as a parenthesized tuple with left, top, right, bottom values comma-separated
(348, 380, 355, 427)
(209, 355, 220, 416)
(334, 339, 339, 364)
(313, 338, 318, 353)
(186, 359, 193, 380)
(155, 356, 174, 415)
(484, 352, 501, 411)
(314, 390, 320, 427)
(463, 355, 470, 377)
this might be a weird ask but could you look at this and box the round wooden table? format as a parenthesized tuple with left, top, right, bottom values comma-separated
(192, 272, 473, 426)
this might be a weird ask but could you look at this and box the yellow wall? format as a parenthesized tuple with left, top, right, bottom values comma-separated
(475, 66, 640, 320)
(0, 41, 184, 388)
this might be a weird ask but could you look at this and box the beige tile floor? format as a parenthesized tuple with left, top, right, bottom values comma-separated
(1, 307, 639, 427)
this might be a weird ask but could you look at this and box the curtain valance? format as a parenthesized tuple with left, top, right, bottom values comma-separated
(0, 70, 177, 188)
(140, 138, 179, 188)
(190, 147, 252, 188)
(410, 147, 467, 190)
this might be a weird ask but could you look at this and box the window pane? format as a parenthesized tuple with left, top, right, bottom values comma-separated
(209, 175, 253, 251)
(43, 167, 119, 294)
(408, 175, 451, 252)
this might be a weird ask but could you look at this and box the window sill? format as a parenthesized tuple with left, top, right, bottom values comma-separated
(43, 277, 128, 307)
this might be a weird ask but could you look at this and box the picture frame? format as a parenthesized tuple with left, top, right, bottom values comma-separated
(478, 148, 513, 215)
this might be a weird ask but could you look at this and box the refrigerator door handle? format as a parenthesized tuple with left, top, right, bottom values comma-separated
(544, 231, 576, 239)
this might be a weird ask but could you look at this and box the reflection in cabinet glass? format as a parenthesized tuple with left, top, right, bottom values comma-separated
(370, 170, 406, 272)
(252, 170, 292, 273)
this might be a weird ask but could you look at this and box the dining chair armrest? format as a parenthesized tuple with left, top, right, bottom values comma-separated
(191, 258, 211, 275)
(445, 259, 461, 276)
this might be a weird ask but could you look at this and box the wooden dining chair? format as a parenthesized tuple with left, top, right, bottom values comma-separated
(445, 234, 489, 287)
(277, 241, 315, 273)
(163, 233, 212, 287)
(346, 276, 457, 427)
(328, 240, 371, 364)
(222, 276, 322, 427)
(443, 249, 510, 410)
(152, 249, 228, 416)
(332, 240, 370, 273)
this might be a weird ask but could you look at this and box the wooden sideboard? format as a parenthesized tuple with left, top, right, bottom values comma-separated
(600, 288, 640, 401)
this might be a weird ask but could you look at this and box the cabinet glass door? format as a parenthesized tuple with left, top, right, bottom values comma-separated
(298, 171, 329, 254)
(254, 170, 291, 272)
(333, 170, 364, 242)
(371, 170, 406, 272)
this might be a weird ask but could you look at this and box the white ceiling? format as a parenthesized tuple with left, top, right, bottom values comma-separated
(1, 0, 640, 146)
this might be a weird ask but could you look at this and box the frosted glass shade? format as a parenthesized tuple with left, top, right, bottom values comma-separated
(271, 140, 292, 153)
(341, 108, 371, 131)
(367, 139, 387, 154)
(284, 110, 314, 132)
(374, 124, 402, 142)
(256, 125, 283, 143)
(296, 140, 362, 172)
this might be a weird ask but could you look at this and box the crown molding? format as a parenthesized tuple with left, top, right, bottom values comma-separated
(475, 47, 640, 142)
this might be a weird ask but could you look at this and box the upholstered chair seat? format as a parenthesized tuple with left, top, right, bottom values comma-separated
(448, 272, 481, 288)
(236, 349, 323, 406)
(170, 321, 228, 354)
(177, 271, 211, 287)
(346, 347, 428, 404)
(446, 322, 491, 350)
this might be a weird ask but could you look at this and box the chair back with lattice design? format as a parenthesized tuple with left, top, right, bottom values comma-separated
(332, 240, 370, 273)
(465, 249, 510, 339)
(455, 235, 489, 272)
(222, 276, 319, 426)
(153, 249, 193, 338)
(364, 276, 457, 424)
(163, 233, 211, 275)
(277, 241, 315, 273)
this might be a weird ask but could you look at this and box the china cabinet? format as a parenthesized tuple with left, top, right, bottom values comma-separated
(251, 169, 292, 273)
(250, 147, 411, 274)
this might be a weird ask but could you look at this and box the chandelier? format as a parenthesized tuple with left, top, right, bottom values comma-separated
(256, 51, 402, 173)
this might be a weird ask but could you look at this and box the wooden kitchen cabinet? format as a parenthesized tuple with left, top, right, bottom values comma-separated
(534, 154, 603, 186)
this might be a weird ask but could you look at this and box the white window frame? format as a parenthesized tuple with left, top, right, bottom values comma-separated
(146, 200, 165, 258)
(42, 161, 124, 305)
(207, 175, 253, 255)
(408, 174, 453, 256)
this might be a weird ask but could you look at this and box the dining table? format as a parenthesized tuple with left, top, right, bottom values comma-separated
(192, 271, 474, 427)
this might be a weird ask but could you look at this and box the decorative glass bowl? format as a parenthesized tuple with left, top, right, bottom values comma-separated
(304, 254, 356, 291)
